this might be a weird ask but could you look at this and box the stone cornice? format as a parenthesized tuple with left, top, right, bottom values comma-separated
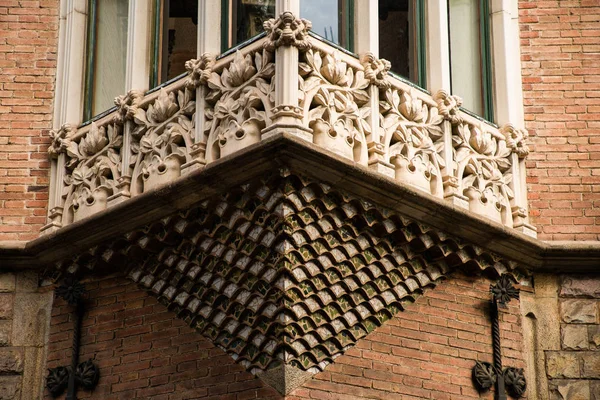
(1, 133, 599, 272)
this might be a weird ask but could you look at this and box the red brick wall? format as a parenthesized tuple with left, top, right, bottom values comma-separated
(288, 272, 526, 400)
(0, 0, 57, 241)
(520, 0, 600, 240)
(45, 274, 281, 400)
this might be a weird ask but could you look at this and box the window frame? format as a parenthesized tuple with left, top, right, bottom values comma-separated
(378, 0, 427, 88)
(220, 0, 355, 53)
(447, 0, 494, 121)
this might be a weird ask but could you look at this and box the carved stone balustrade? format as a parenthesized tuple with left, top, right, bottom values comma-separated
(44, 13, 535, 238)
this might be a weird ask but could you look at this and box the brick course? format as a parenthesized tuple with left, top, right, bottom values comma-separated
(287, 272, 526, 400)
(45, 274, 281, 400)
(44, 272, 526, 400)
(520, 0, 600, 240)
(0, 0, 57, 241)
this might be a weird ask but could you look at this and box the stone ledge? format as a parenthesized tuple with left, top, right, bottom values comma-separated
(0, 133, 599, 272)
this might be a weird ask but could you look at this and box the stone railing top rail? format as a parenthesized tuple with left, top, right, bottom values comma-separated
(43, 15, 535, 238)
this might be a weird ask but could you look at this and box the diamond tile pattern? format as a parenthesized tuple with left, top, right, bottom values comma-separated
(49, 169, 526, 374)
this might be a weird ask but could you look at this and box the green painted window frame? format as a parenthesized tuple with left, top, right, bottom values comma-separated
(415, 0, 426, 88)
(83, 0, 98, 122)
(447, 0, 494, 122)
(220, 0, 355, 53)
(150, 0, 163, 89)
(479, 0, 493, 121)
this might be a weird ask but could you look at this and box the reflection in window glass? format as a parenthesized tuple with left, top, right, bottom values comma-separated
(86, 0, 129, 119)
(300, 0, 339, 44)
(449, 0, 483, 116)
(231, 0, 275, 46)
(226, 0, 352, 50)
(154, 0, 198, 85)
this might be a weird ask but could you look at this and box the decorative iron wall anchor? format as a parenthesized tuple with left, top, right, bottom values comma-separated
(46, 276, 99, 399)
(472, 274, 526, 399)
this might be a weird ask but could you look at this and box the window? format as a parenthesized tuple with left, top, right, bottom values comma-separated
(83, 0, 129, 120)
(151, 0, 199, 87)
(448, 0, 493, 120)
(221, 0, 354, 52)
(378, 0, 426, 86)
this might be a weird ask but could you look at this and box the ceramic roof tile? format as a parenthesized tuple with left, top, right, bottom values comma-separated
(48, 170, 527, 376)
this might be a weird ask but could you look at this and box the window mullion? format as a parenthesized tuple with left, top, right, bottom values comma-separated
(126, 0, 153, 92)
(353, 0, 378, 56)
(426, 0, 451, 92)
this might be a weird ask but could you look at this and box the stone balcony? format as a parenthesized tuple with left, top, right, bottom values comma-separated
(43, 14, 535, 238)
(38, 16, 540, 393)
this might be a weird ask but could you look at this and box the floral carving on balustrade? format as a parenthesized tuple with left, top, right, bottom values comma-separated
(204, 49, 275, 161)
(114, 90, 144, 124)
(185, 53, 216, 88)
(61, 122, 122, 223)
(263, 11, 312, 51)
(48, 124, 76, 158)
(128, 87, 196, 195)
(501, 124, 530, 158)
(433, 89, 463, 124)
(299, 49, 370, 162)
(360, 52, 391, 89)
(453, 122, 515, 225)
(379, 88, 445, 196)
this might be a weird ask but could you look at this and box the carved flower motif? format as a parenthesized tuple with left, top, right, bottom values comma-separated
(70, 165, 94, 187)
(78, 122, 109, 158)
(433, 90, 463, 124)
(114, 90, 144, 123)
(263, 11, 312, 51)
(226, 51, 257, 88)
(146, 89, 179, 125)
(501, 124, 530, 158)
(360, 52, 391, 88)
(48, 124, 75, 158)
(185, 53, 216, 88)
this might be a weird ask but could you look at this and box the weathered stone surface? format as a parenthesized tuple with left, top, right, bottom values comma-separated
(15, 271, 38, 293)
(582, 352, 600, 378)
(0, 376, 21, 400)
(551, 380, 590, 400)
(0, 295, 13, 320)
(0, 349, 23, 374)
(562, 325, 589, 350)
(561, 299, 598, 323)
(591, 381, 600, 400)
(546, 351, 580, 378)
(590, 325, 600, 349)
(0, 321, 10, 347)
(11, 293, 52, 347)
(0, 274, 15, 293)
(561, 276, 600, 298)
(20, 347, 46, 400)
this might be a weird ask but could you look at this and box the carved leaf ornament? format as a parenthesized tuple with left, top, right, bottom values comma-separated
(204, 49, 275, 161)
(45, 13, 531, 234)
(379, 88, 445, 195)
(299, 49, 370, 161)
(130, 87, 195, 195)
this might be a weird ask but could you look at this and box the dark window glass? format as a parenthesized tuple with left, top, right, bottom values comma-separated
(153, 0, 198, 86)
(378, 0, 424, 85)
